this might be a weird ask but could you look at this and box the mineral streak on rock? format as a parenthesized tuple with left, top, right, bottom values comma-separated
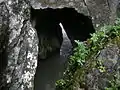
(0, 0, 38, 90)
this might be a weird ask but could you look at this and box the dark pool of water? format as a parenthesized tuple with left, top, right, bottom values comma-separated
(34, 23, 72, 90)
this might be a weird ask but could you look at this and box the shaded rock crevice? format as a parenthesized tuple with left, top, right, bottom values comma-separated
(0, 0, 119, 90)
(31, 7, 95, 60)
(0, 2, 10, 89)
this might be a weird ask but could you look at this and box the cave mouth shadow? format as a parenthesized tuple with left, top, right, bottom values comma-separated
(30, 7, 95, 90)
(30, 7, 95, 60)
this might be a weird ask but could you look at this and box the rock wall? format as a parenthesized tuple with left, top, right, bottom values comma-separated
(0, 0, 119, 90)
(31, 0, 119, 29)
(0, 0, 38, 90)
(86, 38, 120, 90)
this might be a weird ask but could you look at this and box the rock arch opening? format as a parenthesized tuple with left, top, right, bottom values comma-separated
(30, 7, 95, 60)
(31, 7, 95, 90)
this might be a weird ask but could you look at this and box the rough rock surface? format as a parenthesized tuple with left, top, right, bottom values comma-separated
(85, 38, 120, 90)
(0, 0, 38, 90)
(0, 0, 120, 90)
(31, 0, 119, 29)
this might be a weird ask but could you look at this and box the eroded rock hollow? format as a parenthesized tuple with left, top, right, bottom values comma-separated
(0, 0, 119, 90)
(30, 7, 95, 60)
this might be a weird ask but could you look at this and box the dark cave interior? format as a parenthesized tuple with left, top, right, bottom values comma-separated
(31, 7, 95, 90)
(30, 7, 95, 59)
(30, 7, 95, 46)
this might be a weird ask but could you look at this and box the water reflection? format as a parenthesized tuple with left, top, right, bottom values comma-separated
(34, 23, 72, 90)
(34, 53, 68, 90)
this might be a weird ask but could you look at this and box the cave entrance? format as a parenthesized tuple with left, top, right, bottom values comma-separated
(31, 7, 95, 59)
(30, 7, 95, 90)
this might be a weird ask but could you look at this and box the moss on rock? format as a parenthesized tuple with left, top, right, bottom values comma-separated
(56, 18, 120, 90)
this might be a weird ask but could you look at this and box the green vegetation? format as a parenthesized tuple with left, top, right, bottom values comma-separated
(105, 71, 120, 90)
(56, 18, 120, 90)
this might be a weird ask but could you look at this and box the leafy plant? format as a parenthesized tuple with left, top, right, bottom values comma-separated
(105, 71, 120, 90)
(70, 40, 89, 66)
(56, 18, 120, 90)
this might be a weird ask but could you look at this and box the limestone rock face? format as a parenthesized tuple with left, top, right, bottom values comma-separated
(86, 42, 120, 90)
(31, 0, 119, 29)
(0, 0, 38, 90)
(0, 0, 120, 90)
